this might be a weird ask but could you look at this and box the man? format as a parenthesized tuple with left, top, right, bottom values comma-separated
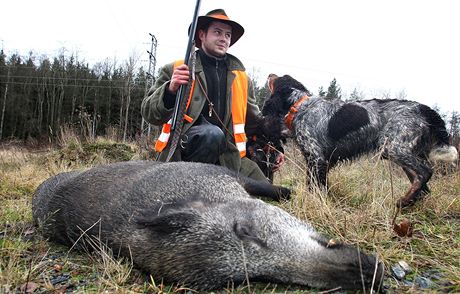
(141, 9, 284, 182)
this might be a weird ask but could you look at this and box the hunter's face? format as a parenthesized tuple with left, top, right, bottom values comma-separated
(199, 21, 232, 57)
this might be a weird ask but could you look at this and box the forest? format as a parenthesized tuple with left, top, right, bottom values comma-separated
(0, 49, 147, 143)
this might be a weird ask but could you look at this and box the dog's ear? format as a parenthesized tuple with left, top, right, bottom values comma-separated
(280, 75, 312, 96)
(267, 74, 278, 94)
(262, 95, 284, 116)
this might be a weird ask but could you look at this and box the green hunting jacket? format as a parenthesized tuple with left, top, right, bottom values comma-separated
(141, 52, 267, 181)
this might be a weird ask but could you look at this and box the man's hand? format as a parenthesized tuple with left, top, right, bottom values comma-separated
(271, 152, 285, 172)
(168, 64, 190, 94)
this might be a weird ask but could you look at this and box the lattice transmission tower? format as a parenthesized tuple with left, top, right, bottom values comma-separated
(141, 33, 158, 138)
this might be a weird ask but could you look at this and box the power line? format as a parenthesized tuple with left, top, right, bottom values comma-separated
(4, 81, 142, 90)
(0, 74, 138, 84)
(0, 54, 349, 80)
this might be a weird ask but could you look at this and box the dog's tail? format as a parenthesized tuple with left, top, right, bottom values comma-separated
(429, 146, 458, 162)
(418, 104, 458, 162)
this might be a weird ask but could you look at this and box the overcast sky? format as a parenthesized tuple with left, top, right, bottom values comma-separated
(2, 0, 459, 114)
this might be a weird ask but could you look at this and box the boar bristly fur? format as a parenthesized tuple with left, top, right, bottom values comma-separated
(33, 161, 383, 291)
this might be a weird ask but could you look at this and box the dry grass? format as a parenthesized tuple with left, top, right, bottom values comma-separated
(276, 142, 460, 292)
(0, 135, 147, 293)
(0, 137, 459, 293)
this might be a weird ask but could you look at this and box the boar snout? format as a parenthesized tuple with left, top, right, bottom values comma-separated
(312, 241, 385, 291)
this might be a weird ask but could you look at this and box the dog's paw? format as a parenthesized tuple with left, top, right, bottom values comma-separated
(276, 186, 291, 201)
(396, 196, 417, 209)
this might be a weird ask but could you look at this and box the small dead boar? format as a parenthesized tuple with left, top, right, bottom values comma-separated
(32, 161, 383, 291)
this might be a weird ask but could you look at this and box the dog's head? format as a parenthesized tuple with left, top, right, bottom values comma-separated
(262, 74, 312, 117)
(246, 136, 277, 183)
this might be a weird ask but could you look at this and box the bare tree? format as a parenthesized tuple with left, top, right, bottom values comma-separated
(347, 87, 365, 101)
(0, 66, 9, 139)
(395, 89, 407, 100)
(122, 53, 139, 141)
(448, 111, 460, 145)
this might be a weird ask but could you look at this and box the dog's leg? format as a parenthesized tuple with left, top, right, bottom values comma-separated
(296, 132, 329, 189)
(393, 157, 433, 208)
(402, 166, 430, 194)
(305, 157, 328, 189)
(315, 159, 328, 187)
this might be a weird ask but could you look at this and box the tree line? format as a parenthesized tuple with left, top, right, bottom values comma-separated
(0, 49, 146, 142)
(1, 49, 459, 146)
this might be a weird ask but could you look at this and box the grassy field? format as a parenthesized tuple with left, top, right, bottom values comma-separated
(0, 136, 459, 293)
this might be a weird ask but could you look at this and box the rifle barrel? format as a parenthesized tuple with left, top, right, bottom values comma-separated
(171, 0, 202, 131)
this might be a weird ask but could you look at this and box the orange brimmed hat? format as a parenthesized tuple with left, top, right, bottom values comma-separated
(191, 9, 245, 47)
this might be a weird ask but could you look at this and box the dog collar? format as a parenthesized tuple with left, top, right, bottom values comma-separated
(284, 95, 310, 130)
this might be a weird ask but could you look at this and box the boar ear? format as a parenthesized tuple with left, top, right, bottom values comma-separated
(234, 222, 267, 247)
(136, 211, 197, 235)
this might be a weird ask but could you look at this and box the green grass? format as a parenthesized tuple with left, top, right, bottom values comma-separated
(1, 138, 459, 293)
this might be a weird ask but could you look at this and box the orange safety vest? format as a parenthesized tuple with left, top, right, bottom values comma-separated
(155, 60, 249, 157)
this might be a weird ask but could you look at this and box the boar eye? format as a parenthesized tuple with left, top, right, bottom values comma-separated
(233, 222, 267, 248)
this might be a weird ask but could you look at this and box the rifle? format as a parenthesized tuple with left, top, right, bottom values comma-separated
(165, 0, 202, 162)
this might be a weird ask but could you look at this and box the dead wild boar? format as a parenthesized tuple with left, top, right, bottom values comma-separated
(32, 161, 384, 291)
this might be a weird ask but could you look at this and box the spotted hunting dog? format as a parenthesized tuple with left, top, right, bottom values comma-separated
(261, 74, 458, 208)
